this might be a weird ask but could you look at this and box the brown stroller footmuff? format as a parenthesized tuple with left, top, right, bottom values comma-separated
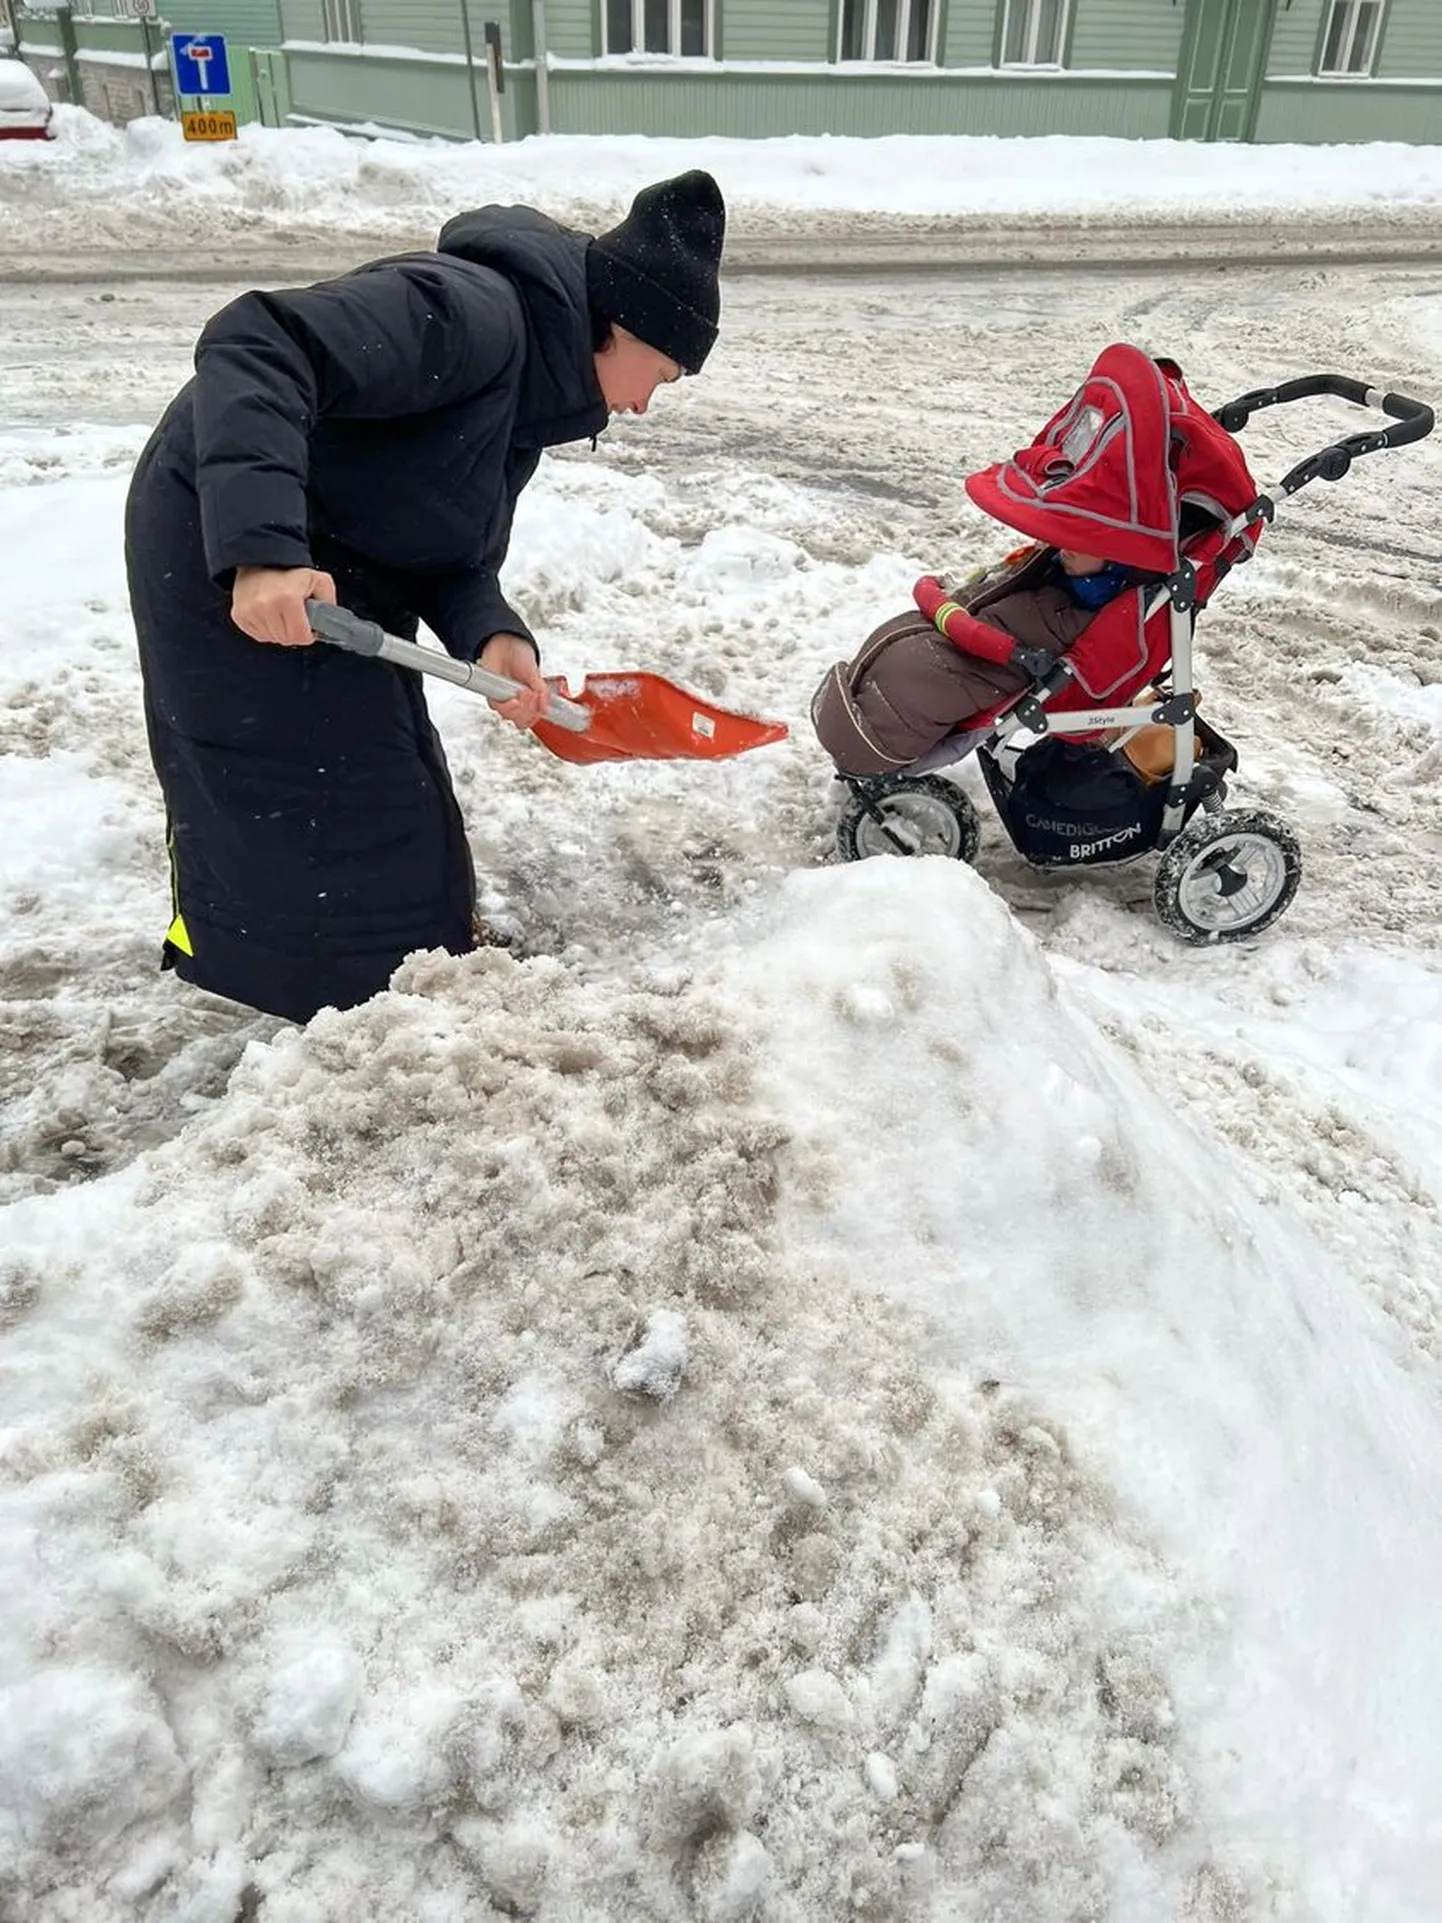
(811, 607, 1032, 779)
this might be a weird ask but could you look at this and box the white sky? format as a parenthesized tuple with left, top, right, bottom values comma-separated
(2, 113, 1442, 1923)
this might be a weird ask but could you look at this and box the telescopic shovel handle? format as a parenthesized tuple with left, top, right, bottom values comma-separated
(305, 601, 589, 732)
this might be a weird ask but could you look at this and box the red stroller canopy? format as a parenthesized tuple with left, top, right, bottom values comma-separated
(964, 343, 1259, 573)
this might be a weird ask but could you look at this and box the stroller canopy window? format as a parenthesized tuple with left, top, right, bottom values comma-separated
(965, 343, 1260, 574)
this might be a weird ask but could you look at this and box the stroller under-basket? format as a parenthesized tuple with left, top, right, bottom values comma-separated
(819, 343, 1434, 943)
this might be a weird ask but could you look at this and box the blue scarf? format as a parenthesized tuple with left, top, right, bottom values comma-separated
(1063, 561, 1131, 611)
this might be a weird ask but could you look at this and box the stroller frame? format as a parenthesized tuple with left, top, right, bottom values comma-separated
(837, 365, 1434, 942)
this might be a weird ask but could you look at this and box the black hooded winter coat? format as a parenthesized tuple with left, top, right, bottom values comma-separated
(126, 208, 609, 1025)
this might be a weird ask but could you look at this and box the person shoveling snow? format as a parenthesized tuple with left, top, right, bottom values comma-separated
(126, 168, 781, 1027)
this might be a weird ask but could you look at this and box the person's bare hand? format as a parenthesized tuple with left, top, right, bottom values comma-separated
(480, 633, 547, 730)
(230, 566, 337, 647)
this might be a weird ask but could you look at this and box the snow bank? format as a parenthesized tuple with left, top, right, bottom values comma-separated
(4, 110, 1442, 249)
(0, 933, 1168, 1918)
(4, 864, 1442, 1918)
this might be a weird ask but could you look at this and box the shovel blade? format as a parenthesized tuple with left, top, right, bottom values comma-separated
(531, 672, 789, 765)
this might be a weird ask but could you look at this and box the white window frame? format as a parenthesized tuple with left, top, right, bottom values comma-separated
(321, 0, 362, 44)
(603, 0, 714, 58)
(998, 0, 1070, 69)
(836, 0, 937, 65)
(1317, 0, 1384, 77)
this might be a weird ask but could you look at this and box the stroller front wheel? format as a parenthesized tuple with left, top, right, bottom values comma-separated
(837, 775, 981, 865)
(1154, 808, 1302, 944)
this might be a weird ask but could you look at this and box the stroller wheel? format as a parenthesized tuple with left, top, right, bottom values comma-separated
(1154, 808, 1302, 944)
(837, 775, 981, 864)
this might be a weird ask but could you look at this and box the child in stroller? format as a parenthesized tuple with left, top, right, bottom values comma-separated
(812, 544, 1137, 779)
(810, 342, 1433, 943)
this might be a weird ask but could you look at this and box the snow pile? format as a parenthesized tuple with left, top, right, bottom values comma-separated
(0, 925, 1199, 1921)
(4, 110, 1442, 251)
(5, 861, 1442, 1920)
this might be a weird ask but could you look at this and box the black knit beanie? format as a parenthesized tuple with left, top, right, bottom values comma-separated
(586, 170, 725, 375)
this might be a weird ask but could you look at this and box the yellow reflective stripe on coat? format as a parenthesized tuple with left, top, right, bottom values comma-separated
(164, 823, 193, 954)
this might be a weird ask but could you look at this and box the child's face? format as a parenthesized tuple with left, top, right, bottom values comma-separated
(1058, 550, 1106, 576)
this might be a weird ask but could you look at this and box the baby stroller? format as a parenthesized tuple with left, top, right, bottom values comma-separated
(824, 343, 1433, 943)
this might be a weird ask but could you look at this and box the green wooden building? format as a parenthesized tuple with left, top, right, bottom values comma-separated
(278, 0, 1442, 144)
(9, 1, 1441, 143)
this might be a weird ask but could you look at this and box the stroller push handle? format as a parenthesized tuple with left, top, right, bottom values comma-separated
(1213, 373, 1434, 496)
(1370, 388, 1435, 445)
(1215, 373, 1433, 442)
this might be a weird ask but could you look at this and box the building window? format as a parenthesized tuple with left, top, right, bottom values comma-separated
(604, 0, 710, 57)
(1318, 0, 1383, 75)
(999, 0, 1067, 67)
(838, 1, 935, 63)
(321, 0, 362, 42)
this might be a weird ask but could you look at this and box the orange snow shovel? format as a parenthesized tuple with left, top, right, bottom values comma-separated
(308, 603, 787, 766)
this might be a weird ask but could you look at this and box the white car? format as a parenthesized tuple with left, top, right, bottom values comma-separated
(0, 58, 55, 140)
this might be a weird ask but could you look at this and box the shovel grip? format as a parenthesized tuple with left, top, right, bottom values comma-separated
(305, 601, 589, 732)
(306, 601, 387, 656)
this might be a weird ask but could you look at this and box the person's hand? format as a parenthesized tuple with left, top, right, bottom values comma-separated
(230, 566, 337, 647)
(479, 633, 547, 731)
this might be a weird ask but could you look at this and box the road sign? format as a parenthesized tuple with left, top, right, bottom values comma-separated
(118, 0, 158, 18)
(181, 109, 238, 143)
(170, 34, 231, 97)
